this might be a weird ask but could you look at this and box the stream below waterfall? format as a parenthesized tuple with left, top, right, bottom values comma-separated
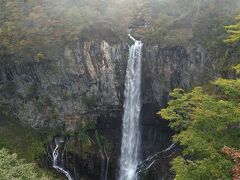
(49, 137, 73, 180)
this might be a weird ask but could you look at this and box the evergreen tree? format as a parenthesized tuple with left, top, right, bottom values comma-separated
(225, 15, 240, 43)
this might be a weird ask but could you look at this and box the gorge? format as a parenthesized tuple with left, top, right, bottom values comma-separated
(0, 37, 215, 179)
(0, 0, 240, 179)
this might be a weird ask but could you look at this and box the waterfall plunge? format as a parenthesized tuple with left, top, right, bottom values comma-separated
(119, 34, 143, 180)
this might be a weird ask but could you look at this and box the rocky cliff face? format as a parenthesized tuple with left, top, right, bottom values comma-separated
(142, 44, 214, 105)
(0, 38, 216, 179)
(0, 40, 128, 130)
(0, 40, 214, 128)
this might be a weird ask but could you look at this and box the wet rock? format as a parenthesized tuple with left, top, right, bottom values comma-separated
(0, 39, 217, 179)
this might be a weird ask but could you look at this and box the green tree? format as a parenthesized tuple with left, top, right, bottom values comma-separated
(0, 148, 49, 180)
(158, 65, 240, 179)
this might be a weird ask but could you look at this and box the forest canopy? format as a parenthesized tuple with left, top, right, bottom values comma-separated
(0, 0, 143, 59)
(0, 0, 240, 62)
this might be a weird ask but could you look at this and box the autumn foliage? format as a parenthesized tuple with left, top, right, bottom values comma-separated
(222, 146, 240, 180)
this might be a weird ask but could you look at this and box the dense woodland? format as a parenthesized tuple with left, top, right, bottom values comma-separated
(0, 0, 240, 61)
(0, 0, 240, 179)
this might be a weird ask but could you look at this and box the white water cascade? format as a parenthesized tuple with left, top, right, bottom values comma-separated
(52, 137, 73, 180)
(119, 34, 143, 180)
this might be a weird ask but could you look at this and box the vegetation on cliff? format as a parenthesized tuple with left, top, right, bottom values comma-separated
(157, 10, 240, 179)
(225, 15, 240, 43)
(0, 105, 44, 162)
(0, 105, 58, 177)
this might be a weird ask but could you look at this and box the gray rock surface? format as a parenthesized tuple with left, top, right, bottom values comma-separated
(0, 38, 217, 179)
(0, 40, 215, 130)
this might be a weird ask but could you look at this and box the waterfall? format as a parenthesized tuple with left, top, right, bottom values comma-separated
(51, 137, 73, 180)
(119, 34, 143, 180)
(136, 143, 177, 174)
